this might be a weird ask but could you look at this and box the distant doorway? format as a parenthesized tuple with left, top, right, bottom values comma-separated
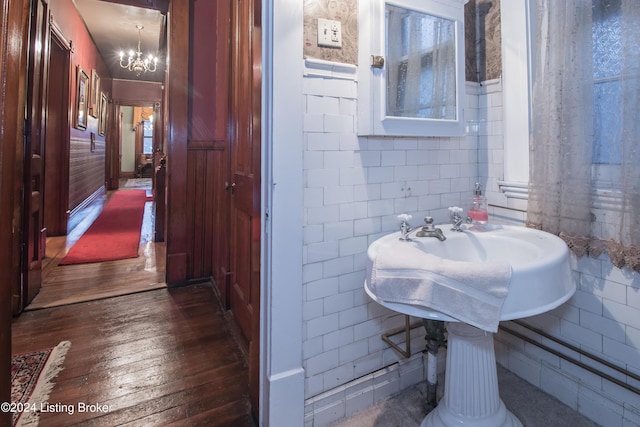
(119, 105, 155, 180)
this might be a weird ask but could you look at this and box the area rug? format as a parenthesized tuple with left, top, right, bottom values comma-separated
(124, 178, 151, 188)
(11, 341, 71, 427)
(59, 189, 147, 265)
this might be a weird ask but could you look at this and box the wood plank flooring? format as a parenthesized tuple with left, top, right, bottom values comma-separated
(13, 180, 253, 425)
(12, 285, 254, 426)
(29, 185, 166, 310)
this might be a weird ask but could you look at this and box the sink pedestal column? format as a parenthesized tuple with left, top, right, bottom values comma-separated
(421, 322, 522, 427)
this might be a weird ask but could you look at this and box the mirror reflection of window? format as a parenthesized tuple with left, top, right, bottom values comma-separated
(386, 4, 457, 120)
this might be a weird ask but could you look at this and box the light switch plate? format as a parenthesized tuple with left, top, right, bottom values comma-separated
(317, 18, 342, 48)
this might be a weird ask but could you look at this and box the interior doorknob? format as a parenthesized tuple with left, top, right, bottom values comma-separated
(225, 182, 236, 191)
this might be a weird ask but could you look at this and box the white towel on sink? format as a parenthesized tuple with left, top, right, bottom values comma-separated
(368, 240, 512, 332)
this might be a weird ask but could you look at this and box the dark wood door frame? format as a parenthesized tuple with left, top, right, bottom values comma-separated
(0, 0, 31, 422)
(43, 20, 72, 237)
(106, 101, 162, 188)
(105, 99, 120, 190)
(229, 0, 261, 415)
(22, 0, 51, 309)
(166, 0, 189, 284)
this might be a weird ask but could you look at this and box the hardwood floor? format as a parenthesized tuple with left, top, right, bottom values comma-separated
(29, 183, 165, 310)
(12, 285, 254, 426)
(13, 179, 253, 425)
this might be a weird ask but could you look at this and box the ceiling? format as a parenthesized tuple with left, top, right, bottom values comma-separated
(73, 0, 167, 82)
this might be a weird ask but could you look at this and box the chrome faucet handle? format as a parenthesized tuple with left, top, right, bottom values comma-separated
(423, 216, 435, 231)
(397, 214, 413, 241)
(448, 207, 463, 220)
(448, 207, 465, 232)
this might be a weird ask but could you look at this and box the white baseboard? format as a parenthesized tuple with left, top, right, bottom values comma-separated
(264, 367, 305, 427)
(304, 351, 446, 426)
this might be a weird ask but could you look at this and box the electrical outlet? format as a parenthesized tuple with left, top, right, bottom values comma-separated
(317, 18, 342, 48)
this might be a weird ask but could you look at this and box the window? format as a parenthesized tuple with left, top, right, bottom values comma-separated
(499, 0, 534, 188)
(592, 0, 622, 165)
(142, 119, 153, 155)
(527, 0, 640, 265)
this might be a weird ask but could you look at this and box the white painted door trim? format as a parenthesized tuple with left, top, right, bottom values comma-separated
(261, 0, 306, 425)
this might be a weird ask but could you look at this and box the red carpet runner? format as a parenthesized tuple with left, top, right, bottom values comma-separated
(60, 190, 147, 265)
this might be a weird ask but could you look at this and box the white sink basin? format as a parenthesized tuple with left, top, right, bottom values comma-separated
(366, 223, 575, 321)
(365, 223, 576, 427)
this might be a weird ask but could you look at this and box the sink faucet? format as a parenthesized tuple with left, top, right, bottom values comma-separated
(397, 214, 413, 241)
(416, 217, 446, 241)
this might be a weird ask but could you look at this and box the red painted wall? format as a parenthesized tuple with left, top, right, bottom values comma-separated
(50, 0, 112, 136)
(49, 0, 112, 210)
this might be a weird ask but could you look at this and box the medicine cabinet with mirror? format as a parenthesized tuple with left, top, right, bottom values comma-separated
(358, 0, 468, 137)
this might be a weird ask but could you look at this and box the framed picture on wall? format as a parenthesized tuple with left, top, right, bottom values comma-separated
(90, 69, 100, 118)
(75, 66, 89, 130)
(98, 92, 108, 136)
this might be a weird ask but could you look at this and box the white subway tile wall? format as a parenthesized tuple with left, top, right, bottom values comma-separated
(301, 63, 478, 424)
(473, 78, 640, 427)
(497, 253, 640, 426)
(479, 82, 640, 426)
(302, 62, 640, 426)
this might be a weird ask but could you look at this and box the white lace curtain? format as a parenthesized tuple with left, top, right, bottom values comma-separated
(527, 0, 640, 271)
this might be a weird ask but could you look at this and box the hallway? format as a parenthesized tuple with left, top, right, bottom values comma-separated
(0, 1, 265, 424)
(12, 284, 254, 426)
(28, 181, 165, 310)
(12, 179, 253, 425)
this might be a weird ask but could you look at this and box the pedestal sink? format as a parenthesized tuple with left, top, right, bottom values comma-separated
(365, 224, 575, 427)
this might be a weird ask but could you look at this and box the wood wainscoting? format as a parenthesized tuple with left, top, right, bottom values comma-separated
(167, 0, 262, 418)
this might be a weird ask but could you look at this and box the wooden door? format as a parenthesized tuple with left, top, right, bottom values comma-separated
(23, 0, 50, 307)
(0, 0, 31, 419)
(167, 0, 261, 414)
(43, 23, 71, 236)
(229, 0, 261, 414)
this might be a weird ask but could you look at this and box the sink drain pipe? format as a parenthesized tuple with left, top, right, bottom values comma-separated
(423, 319, 446, 409)
(380, 317, 447, 409)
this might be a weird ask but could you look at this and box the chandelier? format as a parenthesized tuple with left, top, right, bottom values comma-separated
(119, 25, 158, 76)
